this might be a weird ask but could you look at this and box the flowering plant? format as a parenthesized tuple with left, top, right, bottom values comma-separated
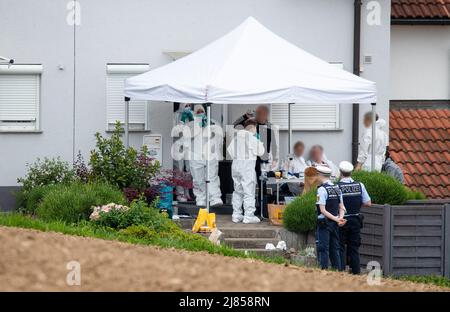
(89, 202, 129, 221)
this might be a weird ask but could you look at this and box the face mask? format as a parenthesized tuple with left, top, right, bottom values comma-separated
(195, 112, 205, 117)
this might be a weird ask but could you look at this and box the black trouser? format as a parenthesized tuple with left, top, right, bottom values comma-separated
(316, 219, 341, 270)
(339, 217, 362, 274)
(255, 158, 268, 218)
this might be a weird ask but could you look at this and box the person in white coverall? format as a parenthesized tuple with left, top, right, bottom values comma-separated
(173, 103, 192, 202)
(227, 119, 265, 224)
(188, 105, 223, 207)
(356, 112, 388, 172)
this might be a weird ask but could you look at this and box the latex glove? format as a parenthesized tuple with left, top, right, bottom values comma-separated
(181, 110, 194, 123)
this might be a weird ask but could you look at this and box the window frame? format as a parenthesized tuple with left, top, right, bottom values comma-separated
(270, 63, 344, 131)
(0, 64, 42, 132)
(106, 63, 150, 132)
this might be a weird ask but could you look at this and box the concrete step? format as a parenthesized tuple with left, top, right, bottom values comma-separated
(237, 248, 285, 257)
(177, 203, 233, 215)
(220, 227, 278, 239)
(174, 218, 195, 230)
(223, 237, 280, 249)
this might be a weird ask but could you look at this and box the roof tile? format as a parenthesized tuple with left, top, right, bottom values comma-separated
(392, 0, 450, 19)
(389, 109, 450, 199)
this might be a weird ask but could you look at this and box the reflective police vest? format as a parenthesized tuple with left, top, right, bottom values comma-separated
(316, 183, 341, 217)
(338, 181, 363, 214)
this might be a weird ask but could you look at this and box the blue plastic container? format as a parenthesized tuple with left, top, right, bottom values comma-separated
(157, 183, 173, 218)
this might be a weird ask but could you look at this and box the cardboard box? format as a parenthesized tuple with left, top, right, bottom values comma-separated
(268, 204, 286, 226)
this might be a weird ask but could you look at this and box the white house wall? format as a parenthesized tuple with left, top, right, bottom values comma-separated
(391, 25, 450, 100)
(0, 0, 390, 190)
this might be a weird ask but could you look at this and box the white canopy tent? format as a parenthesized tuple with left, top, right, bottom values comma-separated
(124, 17, 378, 210)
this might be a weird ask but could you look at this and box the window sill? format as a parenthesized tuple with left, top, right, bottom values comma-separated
(279, 128, 344, 132)
(0, 130, 42, 134)
(105, 129, 151, 133)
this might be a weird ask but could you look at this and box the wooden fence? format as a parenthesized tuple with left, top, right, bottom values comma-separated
(360, 200, 450, 277)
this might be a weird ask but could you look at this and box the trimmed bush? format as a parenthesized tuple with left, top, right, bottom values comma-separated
(36, 182, 126, 223)
(351, 171, 408, 205)
(282, 190, 317, 233)
(405, 187, 427, 200)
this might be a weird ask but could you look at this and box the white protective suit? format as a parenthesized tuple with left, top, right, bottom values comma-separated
(173, 104, 191, 201)
(188, 114, 222, 206)
(357, 119, 388, 172)
(289, 156, 307, 175)
(227, 129, 265, 221)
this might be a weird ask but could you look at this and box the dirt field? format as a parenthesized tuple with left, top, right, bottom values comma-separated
(0, 226, 445, 291)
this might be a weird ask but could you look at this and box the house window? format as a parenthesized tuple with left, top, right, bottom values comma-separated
(0, 64, 42, 131)
(270, 63, 343, 131)
(106, 63, 150, 131)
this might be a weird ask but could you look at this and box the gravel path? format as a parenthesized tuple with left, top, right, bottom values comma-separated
(0, 226, 445, 291)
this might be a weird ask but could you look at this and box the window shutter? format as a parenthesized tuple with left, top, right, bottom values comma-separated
(0, 74, 39, 121)
(106, 64, 149, 128)
(270, 62, 343, 130)
(271, 103, 340, 130)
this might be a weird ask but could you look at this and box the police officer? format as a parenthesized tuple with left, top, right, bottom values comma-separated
(315, 165, 347, 270)
(338, 161, 372, 274)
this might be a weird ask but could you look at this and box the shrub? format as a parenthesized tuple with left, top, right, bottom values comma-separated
(405, 187, 427, 200)
(282, 190, 317, 233)
(123, 186, 161, 205)
(20, 185, 54, 215)
(351, 170, 408, 205)
(93, 199, 159, 230)
(18, 157, 76, 191)
(73, 151, 91, 183)
(36, 182, 126, 223)
(89, 122, 160, 189)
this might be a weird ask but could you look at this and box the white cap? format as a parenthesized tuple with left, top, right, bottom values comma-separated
(316, 165, 332, 176)
(339, 161, 354, 173)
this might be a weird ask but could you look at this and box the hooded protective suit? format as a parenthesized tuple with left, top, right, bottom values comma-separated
(227, 129, 265, 222)
(188, 113, 222, 206)
(357, 119, 388, 172)
(173, 103, 192, 201)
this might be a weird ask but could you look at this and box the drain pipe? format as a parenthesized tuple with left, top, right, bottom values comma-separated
(352, 0, 362, 164)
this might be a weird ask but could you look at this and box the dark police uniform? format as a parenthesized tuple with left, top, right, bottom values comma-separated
(316, 181, 343, 270)
(338, 178, 370, 274)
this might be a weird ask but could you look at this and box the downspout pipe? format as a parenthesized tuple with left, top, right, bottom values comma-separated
(352, 0, 362, 164)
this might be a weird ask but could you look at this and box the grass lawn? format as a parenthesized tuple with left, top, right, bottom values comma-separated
(0, 213, 287, 265)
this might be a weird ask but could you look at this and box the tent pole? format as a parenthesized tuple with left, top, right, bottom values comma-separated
(206, 103, 212, 213)
(124, 97, 130, 148)
(288, 103, 293, 155)
(371, 103, 376, 171)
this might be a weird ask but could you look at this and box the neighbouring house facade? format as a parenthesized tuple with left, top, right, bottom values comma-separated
(0, 0, 391, 210)
(390, 0, 450, 198)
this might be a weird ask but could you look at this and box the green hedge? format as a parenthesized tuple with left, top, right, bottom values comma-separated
(36, 182, 126, 223)
(351, 171, 409, 205)
(282, 190, 317, 233)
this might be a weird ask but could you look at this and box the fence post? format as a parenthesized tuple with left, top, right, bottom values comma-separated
(382, 204, 392, 276)
(444, 204, 450, 278)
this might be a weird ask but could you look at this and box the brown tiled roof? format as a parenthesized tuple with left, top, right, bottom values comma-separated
(392, 0, 450, 19)
(389, 109, 450, 199)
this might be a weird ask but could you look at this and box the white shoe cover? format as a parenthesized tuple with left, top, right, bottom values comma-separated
(232, 214, 244, 223)
(243, 215, 260, 224)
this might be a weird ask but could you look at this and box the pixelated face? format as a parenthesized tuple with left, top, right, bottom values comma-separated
(310, 147, 323, 162)
(363, 115, 372, 128)
(294, 144, 304, 157)
(255, 106, 269, 123)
